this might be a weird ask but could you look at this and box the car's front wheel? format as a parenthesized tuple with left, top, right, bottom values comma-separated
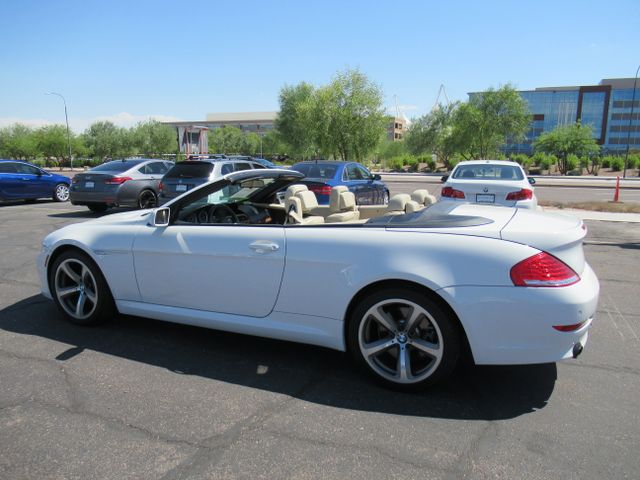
(348, 288, 460, 391)
(53, 183, 70, 202)
(49, 250, 115, 325)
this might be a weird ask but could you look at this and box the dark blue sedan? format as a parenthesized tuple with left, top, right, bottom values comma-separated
(290, 161, 389, 205)
(0, 160, 71, 202)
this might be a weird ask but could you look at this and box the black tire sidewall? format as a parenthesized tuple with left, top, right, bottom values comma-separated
(48, 250, 115, 326)
(347, 287, 460, 391)
(138, 189, 157, 209)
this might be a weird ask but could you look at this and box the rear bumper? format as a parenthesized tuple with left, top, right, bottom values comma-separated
(439, 263, 599, 365)
(70, 188, 138, 207)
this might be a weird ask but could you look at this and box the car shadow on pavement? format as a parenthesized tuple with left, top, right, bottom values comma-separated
(1, 295, 557, 421)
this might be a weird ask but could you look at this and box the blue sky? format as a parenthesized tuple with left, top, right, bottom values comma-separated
(1, 0, 638, 132)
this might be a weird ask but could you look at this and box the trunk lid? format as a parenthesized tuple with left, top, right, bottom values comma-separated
(500, 209, 586, 274)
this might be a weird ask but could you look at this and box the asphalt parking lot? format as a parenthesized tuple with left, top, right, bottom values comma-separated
(1, 201, 639, 480)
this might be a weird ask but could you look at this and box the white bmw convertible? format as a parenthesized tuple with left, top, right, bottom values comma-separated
(38, 169, 599, 390)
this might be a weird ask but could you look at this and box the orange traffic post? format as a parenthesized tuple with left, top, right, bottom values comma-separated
(613, 176, 620, 202)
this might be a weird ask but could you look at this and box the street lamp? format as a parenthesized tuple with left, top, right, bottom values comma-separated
(623, 64, 640, 179)
(45, 92, 73, 169)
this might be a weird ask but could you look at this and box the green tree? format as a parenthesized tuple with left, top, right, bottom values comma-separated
(406, 102, 459, 169)
(82, 121, 134, 160)
(275, 68, 387, 161)
(0, 124, 38, 160)
(533, 122, 600, 175)
(208, 126, 247, 154)
(260, 130, 288, 160)
(131, 120, 176, 157)
(34, 125, 70, 164)
(452, 85, 530, 159)
(275, 82, 317, 158)
(320, 69, 387, 160)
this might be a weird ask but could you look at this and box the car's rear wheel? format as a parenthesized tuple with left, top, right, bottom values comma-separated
(137, 189, 157, 209)
(49, 250, 115, 325)
(87, 204, 108, 213)
(53, 183, 70, 202)
(348, 288, 460, 391)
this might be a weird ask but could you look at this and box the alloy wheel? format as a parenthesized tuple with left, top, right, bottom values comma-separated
(54, 258, 99, 321)
(357, 298, 443, 384)
(55, 184, 70, 202)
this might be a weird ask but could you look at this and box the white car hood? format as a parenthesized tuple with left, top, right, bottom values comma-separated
(82, 209, 154, 226)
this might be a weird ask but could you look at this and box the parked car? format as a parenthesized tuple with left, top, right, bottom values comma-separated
(70, 159, 174, 213)
(290, 161, 389, 205)
(0, 159, 70, 203)
(158, 158, 265, 203)
(439, 160, 538, 209)
(252, 157, 278, 168)
(39, 168, 599, 391)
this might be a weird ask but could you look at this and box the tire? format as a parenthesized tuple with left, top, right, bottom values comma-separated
(87, 204, 108, 213)
(382, 190, 390, 205)
(137, 189, 157, 209)
(48, 250, 115, 326)
(53, 183, 70, 202)
(347, 288, 460, 391)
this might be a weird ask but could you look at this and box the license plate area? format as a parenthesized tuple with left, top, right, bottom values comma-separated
(176, 184, 187, 192)
(85, 181, 95, 188)
(476, 194, 495, 203)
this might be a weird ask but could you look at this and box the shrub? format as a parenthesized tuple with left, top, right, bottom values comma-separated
(601, 156, 613, 168)
(627, 154, 640, 169)
(533, 152, 553, 171)
(565, 154, 580, 173)
(610, 157, 624, 171)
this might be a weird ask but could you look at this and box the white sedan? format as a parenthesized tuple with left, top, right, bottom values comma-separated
(440, 160, 538, 209)
(38, 169, 599, 391)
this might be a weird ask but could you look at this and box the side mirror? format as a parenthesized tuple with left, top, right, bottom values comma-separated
(372, 174, 381, 181)
(441, 175, 449, 183)
(151, 207, 170, 227)
(528, 177, 536, 185)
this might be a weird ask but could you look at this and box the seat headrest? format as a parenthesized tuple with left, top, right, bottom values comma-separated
(411, 189, 429, 205)
(387, 193, 411, 212)
(405, 200, 422, 213)
(329, 186, 350, 212)
(337, 191, 356, 211)
(285, 184, 308, 201)
(296, 190, 319, 213)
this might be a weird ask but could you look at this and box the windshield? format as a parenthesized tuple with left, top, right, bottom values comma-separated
(291, 163, 338, 179)
(452, 164, 524, 180)
(176, 177, 278, 220)
(91, 160, 142, 172)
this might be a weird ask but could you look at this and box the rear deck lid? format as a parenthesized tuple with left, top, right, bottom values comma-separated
(500, 209, 586, 274)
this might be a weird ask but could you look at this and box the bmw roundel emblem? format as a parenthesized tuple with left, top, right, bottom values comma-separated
(483, 187, 488, 193)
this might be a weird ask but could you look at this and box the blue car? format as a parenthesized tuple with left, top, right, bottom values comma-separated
(290, 161, 389, 205)
(0, 159, 71, 203)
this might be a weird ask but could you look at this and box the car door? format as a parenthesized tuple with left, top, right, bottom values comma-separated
(132, 224, 286, 317)
(344, 163, 372, 204)
(356, 164, 379, 204)
(0, 162, 22, 199)
(9, 162, 49, 198)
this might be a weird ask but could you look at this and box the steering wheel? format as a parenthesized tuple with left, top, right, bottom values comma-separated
(207, 204, 238, 223)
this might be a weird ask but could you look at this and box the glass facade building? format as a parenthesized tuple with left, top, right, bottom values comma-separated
(470, 78, 640, 155)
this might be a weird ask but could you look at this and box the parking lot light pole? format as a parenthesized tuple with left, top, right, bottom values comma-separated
(623, 64, 640, 179)
(45, 92, 73, 170)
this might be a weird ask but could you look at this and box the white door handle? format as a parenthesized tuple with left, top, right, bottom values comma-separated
(249, 241, 279, 254)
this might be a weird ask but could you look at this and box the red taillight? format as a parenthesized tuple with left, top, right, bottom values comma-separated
(441, 186, 465, 199)
(553, 320, 587, 332)
(308, 185, 333, 196)
(510, 252, 580, 287)
(506, 188, 533, 201)
(104, 176, 132, 185)
(159, 181, 164, 192)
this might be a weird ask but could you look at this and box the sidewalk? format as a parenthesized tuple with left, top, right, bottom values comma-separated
(541, 207, 640, 223)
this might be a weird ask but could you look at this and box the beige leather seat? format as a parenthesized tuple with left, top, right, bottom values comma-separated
(411, 189, 437, 208)
(326, 186, 359, 223)
(386, 193, 420, 215)
(285, 188, 324, 225)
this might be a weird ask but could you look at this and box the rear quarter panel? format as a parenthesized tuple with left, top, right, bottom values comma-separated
(275, 227, 540, 321)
